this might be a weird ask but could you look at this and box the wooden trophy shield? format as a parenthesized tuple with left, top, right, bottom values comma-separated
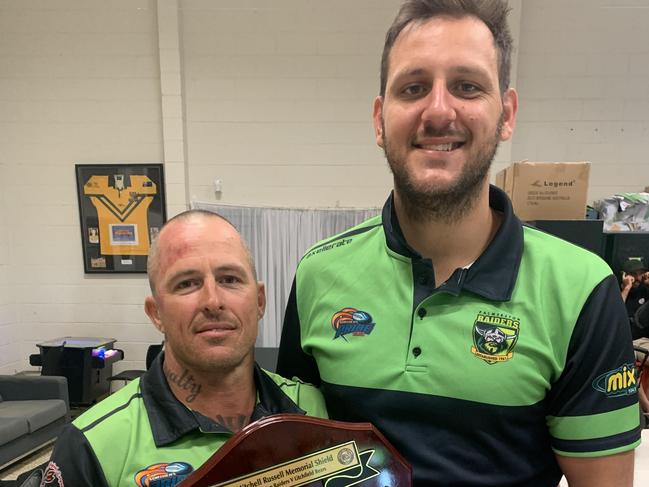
(181, 414, 411, 487)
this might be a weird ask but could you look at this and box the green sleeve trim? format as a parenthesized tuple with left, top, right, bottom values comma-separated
(297, 383, 329, 419)
(547, 403, 640, 440)
(553, 439, 641, 458)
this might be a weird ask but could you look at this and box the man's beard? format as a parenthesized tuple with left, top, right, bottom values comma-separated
(383, 115, 503, 224)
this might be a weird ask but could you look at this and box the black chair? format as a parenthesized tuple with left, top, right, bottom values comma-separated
(108, 342, 163, 386)
(16, 461, 49, 487)
(633, 301, 649, 340)
(254, 347, 279, 372)
(15, 464, 47, 487)
(37, 342, 66, 376)
(635, 300, 649, 328)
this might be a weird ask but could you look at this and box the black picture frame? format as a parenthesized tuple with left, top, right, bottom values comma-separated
(75, 163, 167, 274)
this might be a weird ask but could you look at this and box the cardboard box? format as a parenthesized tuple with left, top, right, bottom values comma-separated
(495, 161, 590, 221)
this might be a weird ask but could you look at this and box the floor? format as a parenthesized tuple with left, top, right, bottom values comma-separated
(0, 445, 52, 482)
(0, 406, 88, 484)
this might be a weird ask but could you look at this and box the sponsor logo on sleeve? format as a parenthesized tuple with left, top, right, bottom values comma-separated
(331, 308, 375, 341)
(592, 364, 637, 397)
(134, 462, 193, 487)
(40, 461, 64, 487)
(305, 238, 353, 259)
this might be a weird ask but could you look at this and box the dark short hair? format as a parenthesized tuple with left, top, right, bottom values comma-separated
(623, 257, 647, 274)
(379, 0, 513, 96)
(147, 209, 257, 294)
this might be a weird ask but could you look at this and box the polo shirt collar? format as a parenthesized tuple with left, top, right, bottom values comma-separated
(140, 352, 306, 447)
(381, 184, 523, 301)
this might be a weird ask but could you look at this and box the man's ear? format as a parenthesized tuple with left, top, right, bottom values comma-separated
(499, 88, 518, 142)
(144, 296, 164, 333)
(256, 282, 266, 320)
(372, 96, 385, 149)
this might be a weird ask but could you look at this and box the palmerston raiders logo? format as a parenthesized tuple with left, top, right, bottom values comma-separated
(471, 311, 520, 364)
(332, 308, 375, 341)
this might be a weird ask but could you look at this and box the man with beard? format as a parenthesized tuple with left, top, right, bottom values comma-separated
(621, 256, 649, 338)
(277, 1, 640, 486)
(40, 211, 327, 487)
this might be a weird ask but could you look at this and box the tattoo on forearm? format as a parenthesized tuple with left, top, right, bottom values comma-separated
(214, 414, 248, 432)
(164, 365, 202, 403)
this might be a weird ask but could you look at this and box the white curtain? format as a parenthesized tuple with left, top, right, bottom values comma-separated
(191, 201, 380, 346)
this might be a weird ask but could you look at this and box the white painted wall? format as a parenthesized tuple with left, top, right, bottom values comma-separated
(513, 0, 649, 202)
(181, 0, 400, 207)
(181, 0, 519, 206)
(0, 0, 165, 374)
(0, 0, 647, 373)
(0, 161, 17, 372)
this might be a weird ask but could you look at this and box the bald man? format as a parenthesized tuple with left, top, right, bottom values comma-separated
(41, 210, 327, 487)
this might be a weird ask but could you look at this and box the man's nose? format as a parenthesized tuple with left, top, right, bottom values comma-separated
(200, 280, 223, 314)
(421, 82, 456, 129)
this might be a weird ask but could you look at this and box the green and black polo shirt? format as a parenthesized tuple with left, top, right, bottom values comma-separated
(41, 353, 327, 487)
(278, 185, 641, 487)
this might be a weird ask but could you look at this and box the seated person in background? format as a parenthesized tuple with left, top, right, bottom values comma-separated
(40, 210, 327, 487)
(620, 256, 649, 339)
(635, 344, 649, 421)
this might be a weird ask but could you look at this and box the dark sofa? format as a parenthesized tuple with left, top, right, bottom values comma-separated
(0, 375, 69, 469)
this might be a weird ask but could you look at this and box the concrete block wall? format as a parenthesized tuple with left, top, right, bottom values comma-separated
(0, 161, 17, 372)
(181, 0, 519, 207)
(0, 0, 165, 374)
(0, 0, 648, 371)
(181, 0, 400, 207)
(513, 0, 649, 203)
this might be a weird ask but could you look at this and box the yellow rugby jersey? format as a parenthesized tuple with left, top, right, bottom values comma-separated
(83, 175, 157, 255)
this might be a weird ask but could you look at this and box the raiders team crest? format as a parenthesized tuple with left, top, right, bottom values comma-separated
(471, 311, 520, 364)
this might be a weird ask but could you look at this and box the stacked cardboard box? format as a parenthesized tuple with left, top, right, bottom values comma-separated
(495, 161, 590, 221)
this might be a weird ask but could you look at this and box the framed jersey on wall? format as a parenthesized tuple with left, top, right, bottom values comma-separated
(75, 163, 167, 273)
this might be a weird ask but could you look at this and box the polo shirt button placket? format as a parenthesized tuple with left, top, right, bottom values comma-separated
(408, 308, 426, 363)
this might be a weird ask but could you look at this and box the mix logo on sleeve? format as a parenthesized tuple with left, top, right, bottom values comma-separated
(331, 308, 375, 341)
(592, 364, 637, 398)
